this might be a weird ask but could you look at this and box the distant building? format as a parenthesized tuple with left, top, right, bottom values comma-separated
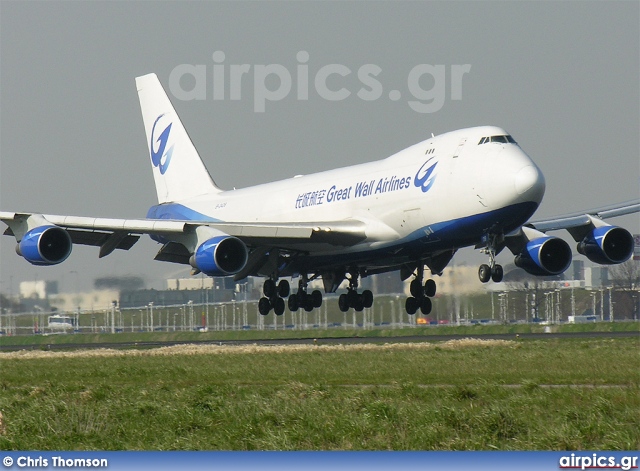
(19, 280, 58, 299)
(49, 290, 119, 312)
(572, 260, 585, 281)
(585, 266, 609, 288)
(410, 265, 484, 296)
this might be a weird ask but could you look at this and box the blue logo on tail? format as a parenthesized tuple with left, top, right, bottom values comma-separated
(414, 158, 438, 193)
(150, 114, 174, 174)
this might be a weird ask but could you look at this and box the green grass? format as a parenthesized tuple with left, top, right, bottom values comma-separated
(0, 337, 638, 450)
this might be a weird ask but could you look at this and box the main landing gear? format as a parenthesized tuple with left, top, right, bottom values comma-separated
(258, 276, 323, 316)
(338, 271, 373, 313)
(405, 265, 436, 315)
(478, 236, 504, 283)
(288, 277, 323, 313)
(258, 278, 290, 316)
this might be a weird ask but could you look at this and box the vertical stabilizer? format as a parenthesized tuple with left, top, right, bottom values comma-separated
(136, 73, 221, 203)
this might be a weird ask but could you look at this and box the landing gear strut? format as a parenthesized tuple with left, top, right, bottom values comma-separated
(478, 235, 503, 283)
(405, 264, 436, 315)
(338, 270, 373, 312)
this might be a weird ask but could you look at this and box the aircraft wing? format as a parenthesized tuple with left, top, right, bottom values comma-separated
(502, 199, 639, 265)
(526, 199, 640, 232)
(0, 211, 368, 258)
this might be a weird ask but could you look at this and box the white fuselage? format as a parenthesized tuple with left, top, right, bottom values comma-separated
(159, 126, 545, 263)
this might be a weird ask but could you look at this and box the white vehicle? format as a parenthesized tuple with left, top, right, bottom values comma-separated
(1, 74, 637, 316)
(47, 314, 76, 330)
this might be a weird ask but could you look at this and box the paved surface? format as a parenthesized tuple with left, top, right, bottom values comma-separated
(0, 330, 637, 352)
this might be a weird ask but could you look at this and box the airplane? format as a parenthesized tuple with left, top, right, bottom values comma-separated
(1, 73, 638, 316)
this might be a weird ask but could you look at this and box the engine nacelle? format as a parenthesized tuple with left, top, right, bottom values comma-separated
(577, 226, 633, 265)
(514, 236, 572, 276)
(16, 225, 72, 266)
(191, 235, 248, 276)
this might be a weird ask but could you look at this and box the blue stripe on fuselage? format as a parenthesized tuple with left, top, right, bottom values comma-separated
(147, 203, 220, 222)
(285, 201, 539, 274)
(146, 203, 220, 244)
(146, 201, 538, 275)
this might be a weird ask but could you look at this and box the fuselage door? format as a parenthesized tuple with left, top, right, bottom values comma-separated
(452, 137, 467, 158)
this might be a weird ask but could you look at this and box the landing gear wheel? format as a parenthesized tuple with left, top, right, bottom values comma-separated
(354, 295, 364, 312)
(420, 297, 432, 315)
(405, 297, 418, 315)
(263, 279, 276, 298)
(362, 290, 374, 308)
(410, 279, 423, 298)
(258, 298, 271, 316)
(277, 280, 290, 298)
(288, 294, 299, 312)
(338, 294, 349, 312)
(491, 264, 504, 283)
(478, 264, 491, 283)
(273, 297, 285, 316)
(424, 279, 436, 298)
(311, 290, 323, 308)
(304, 299, 314, 312)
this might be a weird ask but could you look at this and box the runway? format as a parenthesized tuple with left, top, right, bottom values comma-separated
(0, 330, 637, 352)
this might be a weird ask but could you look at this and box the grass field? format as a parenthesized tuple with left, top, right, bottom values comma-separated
(0, 336, 638, 451)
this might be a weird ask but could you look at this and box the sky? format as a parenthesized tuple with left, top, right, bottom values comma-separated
(1, 1, 638, 295)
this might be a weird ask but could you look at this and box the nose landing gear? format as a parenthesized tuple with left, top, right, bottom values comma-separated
(478, 235, 504, 283)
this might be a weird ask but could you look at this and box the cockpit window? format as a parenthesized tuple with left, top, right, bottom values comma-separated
(478, 135, 517, 145)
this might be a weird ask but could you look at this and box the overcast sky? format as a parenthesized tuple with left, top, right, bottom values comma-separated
(1, 1, 638, 294)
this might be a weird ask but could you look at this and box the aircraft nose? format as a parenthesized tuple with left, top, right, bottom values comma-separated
(515, 165, 545, 202)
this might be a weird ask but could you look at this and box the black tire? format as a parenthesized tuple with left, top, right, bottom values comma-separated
(478, 264, 491, 283)
(258, 297, 271, 316)
(491, 264, 504, 283)
(288, 294, 299, 312)
(405, 297, 418, 315)
(338, 294, 349, 312)
(277, 280, 290, 298)
(424, 279, 436, 298)
(304, 299, 314, 312)
(347, 290, 359, 307)
(273, 297, 285, 316)
(410, 279, 423, 298)
(354, 295, 364, 312)
(263, 279, 276, 298)
(311, 290, 323, 308)
(420, 297, 432, 315)
(362, 290, 374, 308)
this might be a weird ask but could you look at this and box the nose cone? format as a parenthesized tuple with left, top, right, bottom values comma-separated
(515, 165, 545, 203)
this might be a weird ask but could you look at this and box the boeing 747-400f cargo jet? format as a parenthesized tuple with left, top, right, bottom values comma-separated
(2, 73, 638, 315)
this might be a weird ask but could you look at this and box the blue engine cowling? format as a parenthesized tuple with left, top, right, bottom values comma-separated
(17, 225, 72, 266)
(577, 226, 633, 265)
(514, 236, 572, 276)
(192, 235, 248, 276)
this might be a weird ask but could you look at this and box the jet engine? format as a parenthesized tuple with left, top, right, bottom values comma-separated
(577, 226, 633, 265)
(16, 225, 72, 266)
(191, 235, 248, 276)
(514, 236, 572, 276)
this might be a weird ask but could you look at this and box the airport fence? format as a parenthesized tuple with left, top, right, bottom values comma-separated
(0, 296, 428, 336)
